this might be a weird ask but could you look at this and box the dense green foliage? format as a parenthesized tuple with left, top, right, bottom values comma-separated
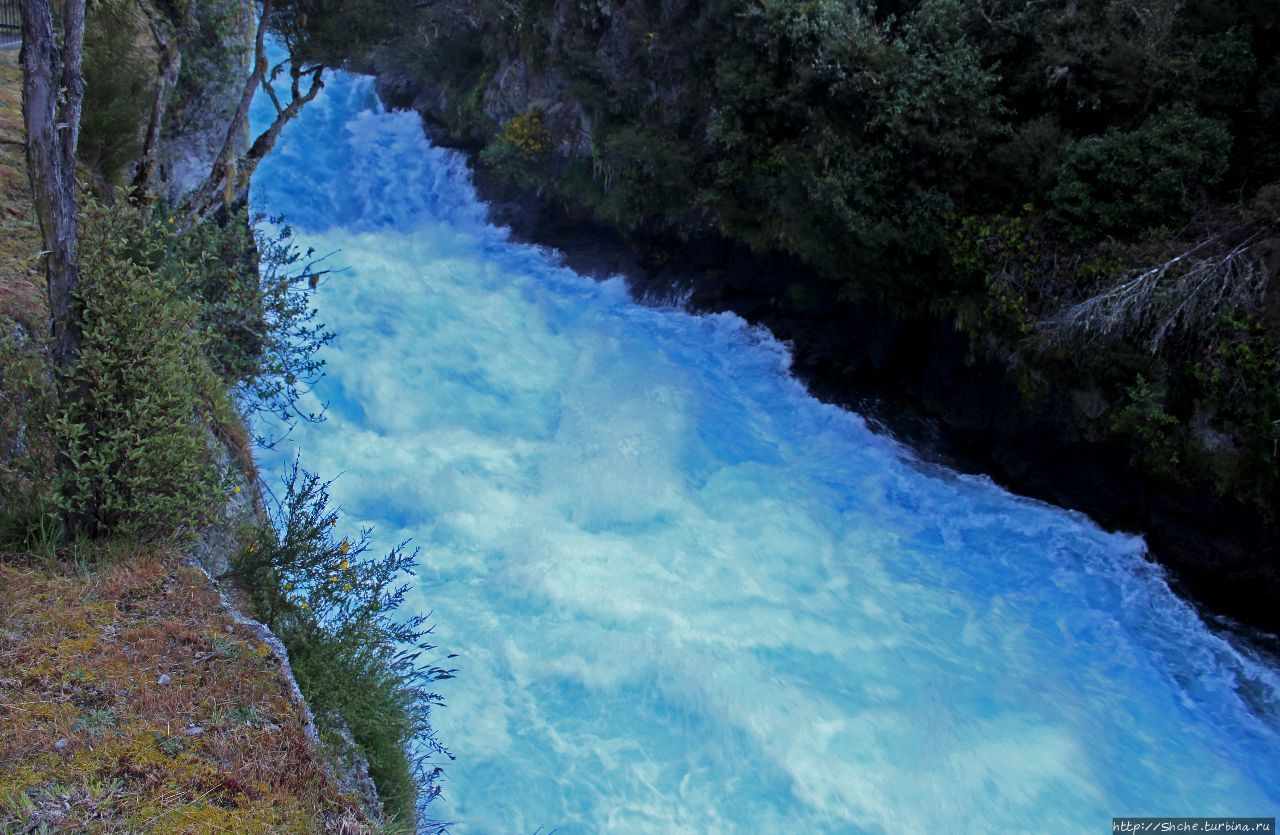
(0, 328, 57, 543)
(1050, 103, 1232, 240)
(53, 198, 224, 541)
(478, 109, 553, 187)
(263, 0, 427, 66)
(434, 0, 1280, 287)
(234, 462, 454, 833)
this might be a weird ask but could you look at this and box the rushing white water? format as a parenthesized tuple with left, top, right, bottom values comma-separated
(251, 70, 1280, 833)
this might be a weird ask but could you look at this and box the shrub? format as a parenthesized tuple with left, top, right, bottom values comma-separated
(0, 325, 55, 517)
(161, 211, 332, 444)
(170, 211, 266, 385)
(0, 324, 59, 563)
(479, 110, 554, 189)
(1051, 104, 1231, 241)
(943, 212, 1038, 338)
(1108, 374, 1187, 482)
(242, 219, 334, 438)
(233, 462, 454, 831)
(1195, 314, 1280, 511)
(53, 197, 223, 541)
(501, 110, 552, 156)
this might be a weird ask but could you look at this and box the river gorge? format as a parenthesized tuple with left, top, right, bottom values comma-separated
(252, 66, 1280, 834)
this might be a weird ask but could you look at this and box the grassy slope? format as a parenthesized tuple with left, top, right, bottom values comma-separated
(0, 47, 373, 835)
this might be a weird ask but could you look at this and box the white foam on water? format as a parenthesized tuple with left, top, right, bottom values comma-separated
(252, 69, 1280, 833)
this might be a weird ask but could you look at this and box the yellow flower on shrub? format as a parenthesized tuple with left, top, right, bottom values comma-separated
(503, 110, 551, 156)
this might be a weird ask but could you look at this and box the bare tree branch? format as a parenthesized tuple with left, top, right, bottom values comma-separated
(262, 59, 289, 117)
(228, 61, 323, 199)
(179, 0, 326, 230)
(1038, 233, 1268, 354)
(131, 0, 182, 197)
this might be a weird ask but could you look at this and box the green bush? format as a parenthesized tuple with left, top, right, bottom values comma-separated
(246, 220, 335, 435)
(1108, 374, 1187, 483)
(1195, 314, 1280, 511)
(943, 212, 1037, 338)
(0, 326, 55, 515)
(1051, 104, 1231, 241)
(266, 0, 427, 65)
(170, 211, 266, 385)
(234, 462, 454, 831)
(479, 110, 554, 189)
(0, 325, 59, 560)
(53, 198, 223, 541)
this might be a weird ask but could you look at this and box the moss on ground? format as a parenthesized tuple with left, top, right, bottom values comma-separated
(0, 553, 373, 832)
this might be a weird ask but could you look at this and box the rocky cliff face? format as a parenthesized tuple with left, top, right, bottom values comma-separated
(154, 0, 255, 205)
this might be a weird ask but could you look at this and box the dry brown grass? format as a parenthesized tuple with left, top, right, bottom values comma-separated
(0, 49, 45, 331)
(0, 552, 373, 833)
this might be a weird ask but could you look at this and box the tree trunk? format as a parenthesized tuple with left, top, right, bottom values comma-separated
(20, 0, 86, 374)
(20, 0, 89, 533)
(132, 0, 181, 198)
